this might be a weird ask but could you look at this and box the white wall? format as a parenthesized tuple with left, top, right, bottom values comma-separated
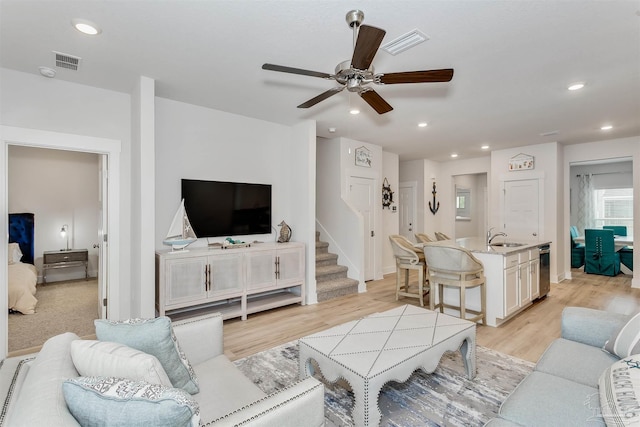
(453, 173, 487, 239)
(154, 98, 318, 302)
(8, 146, 99, 281)
(382, 151, 399, 274)
(1, 68, 133, 319)
(491, 142, 561, 281)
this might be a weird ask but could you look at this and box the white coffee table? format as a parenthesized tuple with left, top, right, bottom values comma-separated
(298, 304, 476, 426)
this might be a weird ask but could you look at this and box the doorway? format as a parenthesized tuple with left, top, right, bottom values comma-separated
(348, 176, 375, 281)
(399, 182, 417, 241)
(7, 146, 102, 352)
(1, 125, 120, 357)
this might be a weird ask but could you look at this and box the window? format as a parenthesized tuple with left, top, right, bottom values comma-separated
(593, 188, 633, 235)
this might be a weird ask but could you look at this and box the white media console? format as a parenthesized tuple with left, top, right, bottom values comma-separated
(155, 241, 305, 320)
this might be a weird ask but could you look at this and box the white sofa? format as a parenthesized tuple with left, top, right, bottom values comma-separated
(0, 313, 325, 426)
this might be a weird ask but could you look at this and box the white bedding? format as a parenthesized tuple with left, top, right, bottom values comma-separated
(8, 262, 38, 314)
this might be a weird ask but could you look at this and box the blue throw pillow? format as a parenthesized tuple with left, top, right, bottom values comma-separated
(94, 317, 199, 394)
(63, 377, 199, 427)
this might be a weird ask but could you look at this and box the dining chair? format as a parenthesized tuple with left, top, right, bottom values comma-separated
(388, 235, 429, 306)
(569, 226, 585, 268)
(415, 233, 434, 243)
(422, 243, 486, 324)
(434, 232, 451, 241)
(584, 229, 620, 276)
(603, 225, 627, 236)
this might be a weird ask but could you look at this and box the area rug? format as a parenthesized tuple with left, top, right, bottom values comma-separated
(234, 341, 534, 427)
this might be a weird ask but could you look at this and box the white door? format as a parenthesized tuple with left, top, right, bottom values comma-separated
(349, 176, 375, 281)
(399, 183, 416, 241)
(98, 156, 108, 318)
(503, 179, 539, 240)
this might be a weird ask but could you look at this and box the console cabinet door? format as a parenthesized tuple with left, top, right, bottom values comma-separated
(208, 253, 244, 298)
(245, 251, 277, 291)
(165, 256, 208, 307)
(518, 262, 531, 307)
(277, 247, 304, 286)
(529, 258, 540, 299)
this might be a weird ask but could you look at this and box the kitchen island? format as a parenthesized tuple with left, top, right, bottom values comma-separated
(426, 237, 551, 327)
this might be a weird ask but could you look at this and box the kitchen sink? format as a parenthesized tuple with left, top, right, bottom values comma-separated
(490, 242, 526, 247)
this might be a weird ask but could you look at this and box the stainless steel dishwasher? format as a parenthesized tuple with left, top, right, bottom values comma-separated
(538, 245, 550, 298)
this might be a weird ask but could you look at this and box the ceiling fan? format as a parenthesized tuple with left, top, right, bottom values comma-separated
(262, 10, 454, 115)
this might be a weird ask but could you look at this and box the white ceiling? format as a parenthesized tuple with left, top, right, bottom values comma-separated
(1, 1, 639, 161)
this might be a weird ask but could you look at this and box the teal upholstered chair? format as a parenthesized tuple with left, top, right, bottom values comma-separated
(603, 225, 627, 236)
(569, 226, 585, 268)
(584, 229, 620, 276)
(603, 225, 633, 271)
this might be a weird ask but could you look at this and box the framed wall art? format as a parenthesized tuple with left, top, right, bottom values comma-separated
(355, 146, 372, 167)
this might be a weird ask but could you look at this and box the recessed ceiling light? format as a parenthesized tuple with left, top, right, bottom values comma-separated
(481, 145, 490, 150)
(72, 19, 101, 35)
(328, 127, 336, 133)
(418, 122, 428, 128)
(349, 109, 360, 115)
(601, 125, 613, 131)
(38, 66, 56, 78)
(450, 153, 458, 158)
(568, 82, 585, 91)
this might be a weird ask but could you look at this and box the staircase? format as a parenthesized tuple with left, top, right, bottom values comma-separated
(315, 231, 359, 302)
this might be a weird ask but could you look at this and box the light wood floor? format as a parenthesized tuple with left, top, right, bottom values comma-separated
(223, 269, 640, 363)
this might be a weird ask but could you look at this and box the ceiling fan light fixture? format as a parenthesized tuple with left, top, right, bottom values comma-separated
(567, 82, 585, 91)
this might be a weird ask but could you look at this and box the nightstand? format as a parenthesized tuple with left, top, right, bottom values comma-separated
(42, 249, 89, 284)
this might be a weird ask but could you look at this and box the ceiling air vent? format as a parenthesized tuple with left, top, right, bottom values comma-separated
(53, 51, 81, 71)
(381, 29, 429, 56)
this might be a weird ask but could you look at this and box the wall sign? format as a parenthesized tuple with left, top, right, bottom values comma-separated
(509, 153, 535, 171)
(355, 146, 372, 167)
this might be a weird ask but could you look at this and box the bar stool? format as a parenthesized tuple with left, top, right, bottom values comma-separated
(434, 232, 451, 241)
(388, 235, 429, 307)
(422, 243, 486, 324)
(415, 233, 435, 243)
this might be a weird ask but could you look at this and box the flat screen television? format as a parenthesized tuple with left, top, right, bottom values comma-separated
(181, 179, 272, 238)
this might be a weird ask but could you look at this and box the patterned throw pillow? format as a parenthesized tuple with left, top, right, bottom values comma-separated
(94, 317, 199, 394)
(604, 312, 640, 358)
(63, 377, 200, 427)
(70, 340, 172, 387)
(598, 355, 640, 427)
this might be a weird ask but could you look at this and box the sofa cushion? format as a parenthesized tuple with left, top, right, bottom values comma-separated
(95, 316, 199, 394)
(604, 312, 640, 358)
(499, 371, 604, 426)
(8, 332, 81, 426)
(535, 338, 618, 387)
(63, 376, 199, 427)
(191, 354, 266, 422)
(70, 340, 172, 387)
(599, 354, 640, 427)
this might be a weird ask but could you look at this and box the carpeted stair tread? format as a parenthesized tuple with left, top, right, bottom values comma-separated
(316, 252, 338, 267)
(315, 241, 329, 254)
(316, 278, 359, 302)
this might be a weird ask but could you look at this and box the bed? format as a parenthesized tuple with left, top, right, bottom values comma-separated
(8, 213, 38, 314)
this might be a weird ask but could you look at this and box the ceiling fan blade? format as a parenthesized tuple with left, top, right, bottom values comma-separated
(351, 25, 386, 70)
(297, 87, 345, 108)
(360, 89, 393, 114)
(378, 69, 454, 84)
(262, 63, 332, 79)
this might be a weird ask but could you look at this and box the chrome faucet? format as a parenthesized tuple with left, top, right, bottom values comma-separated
(487, 227, 508, 244)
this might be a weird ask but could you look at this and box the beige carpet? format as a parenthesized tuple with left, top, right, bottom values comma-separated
(8, 279, 99, 353)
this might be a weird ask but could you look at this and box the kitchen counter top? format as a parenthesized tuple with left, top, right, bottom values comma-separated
(426, 237, 551, 255)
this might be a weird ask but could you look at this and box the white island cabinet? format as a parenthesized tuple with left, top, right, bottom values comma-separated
(431, 238, 550, 327)
(156, 242, 305, 320)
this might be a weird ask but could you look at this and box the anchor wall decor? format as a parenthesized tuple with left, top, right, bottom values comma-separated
(429, 181, 440, 215)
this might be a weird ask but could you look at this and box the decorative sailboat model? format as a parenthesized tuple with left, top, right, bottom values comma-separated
(163, 199, 197, 251)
